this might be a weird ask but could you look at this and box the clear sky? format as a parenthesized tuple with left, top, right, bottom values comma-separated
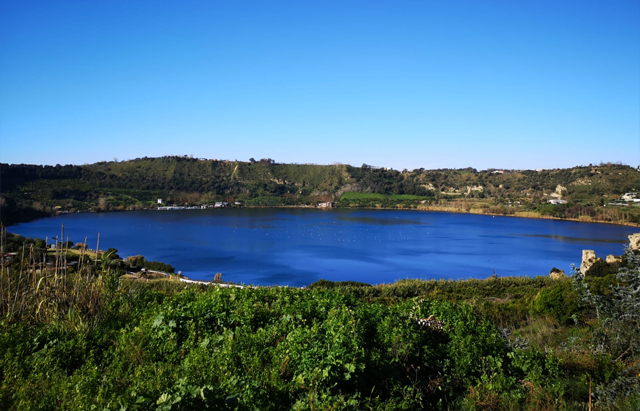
(1, 0, 639, 170)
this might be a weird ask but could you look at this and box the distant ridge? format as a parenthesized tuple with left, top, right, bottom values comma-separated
(1, 157, 638, 226)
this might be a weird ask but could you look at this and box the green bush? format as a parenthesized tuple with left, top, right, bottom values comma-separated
(143, 260, 175, 273)
(530, 280, 580, 324)
(307, 279, 372, 289)
(1, 285, 552, 410)
(586, 273, 619, 296)
(586, 259, 621, 278)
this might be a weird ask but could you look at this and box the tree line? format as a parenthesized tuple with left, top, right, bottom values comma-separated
(1, 158, 638, 225)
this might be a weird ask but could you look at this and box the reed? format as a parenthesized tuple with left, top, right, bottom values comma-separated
(0, 224, 108, 328)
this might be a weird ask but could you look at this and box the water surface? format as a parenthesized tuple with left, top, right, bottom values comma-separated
(10, 209, 637, 287)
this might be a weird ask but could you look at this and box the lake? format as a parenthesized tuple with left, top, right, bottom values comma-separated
(9, 209, 638, 287)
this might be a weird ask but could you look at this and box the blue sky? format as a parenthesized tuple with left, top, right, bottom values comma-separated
(1, 0, 638, 170)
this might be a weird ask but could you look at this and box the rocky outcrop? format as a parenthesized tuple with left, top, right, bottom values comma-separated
(422, 183, 436, 191)
(581, 250, 598, 274)
(577, 233, 639, 276)
(549, 267, 565, 279)
(606, 255, 622, 264)
(570, 178, 592, 186)
(464, 185, 484, 196)
(550, 185, 567, 199)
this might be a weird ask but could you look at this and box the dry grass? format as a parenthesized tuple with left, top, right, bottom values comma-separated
(1, 225, 107, 326)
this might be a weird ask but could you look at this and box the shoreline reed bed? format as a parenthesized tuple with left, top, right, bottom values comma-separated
(0, 224, 105, 327)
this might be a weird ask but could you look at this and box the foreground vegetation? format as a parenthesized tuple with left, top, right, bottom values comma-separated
(2, 157, 639, 226)
(1, 229, 639, 410)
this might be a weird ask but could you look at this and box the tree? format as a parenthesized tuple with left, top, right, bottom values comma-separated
(573, 248, 640, 406)
(104, 248, 120, 260)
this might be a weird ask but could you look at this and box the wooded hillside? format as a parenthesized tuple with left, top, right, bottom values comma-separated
(1, 157, 638, 225)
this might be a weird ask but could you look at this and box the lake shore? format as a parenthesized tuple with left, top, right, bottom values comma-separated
(415, 204, 640, 228)
(241, 204, 640, 228)
(5, 201, 639, 228)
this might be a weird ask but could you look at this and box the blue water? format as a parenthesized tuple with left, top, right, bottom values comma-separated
(9, 209, 637, 287)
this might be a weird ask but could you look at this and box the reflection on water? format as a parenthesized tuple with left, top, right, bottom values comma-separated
(518, 234, 627, 244)
(10, 209, 637, 287)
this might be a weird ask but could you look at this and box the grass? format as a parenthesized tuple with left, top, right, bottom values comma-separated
(63, 248, 99, 259)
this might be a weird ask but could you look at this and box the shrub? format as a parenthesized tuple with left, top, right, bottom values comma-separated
(143, 260, 175, 273)
(585, 259, 621, 278)
(308, 279, 372, 289)
(530, 280, 580, 324)
(573, 248, 640, 407)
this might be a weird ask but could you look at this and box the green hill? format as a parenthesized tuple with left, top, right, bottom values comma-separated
(1, 157, 639, 225)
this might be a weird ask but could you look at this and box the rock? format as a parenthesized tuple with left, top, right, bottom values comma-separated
(422, 183, 436, 191)
(549, 267, 565, 279)
(629, 233, 640, 251)
(550, 184, 567, 199)
(581, 250, 598, 274)
(606, 255, 622, 264)
(552, 185, 566, 198)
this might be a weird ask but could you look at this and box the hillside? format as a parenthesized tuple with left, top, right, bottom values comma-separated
(1, 157, 639, 225)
